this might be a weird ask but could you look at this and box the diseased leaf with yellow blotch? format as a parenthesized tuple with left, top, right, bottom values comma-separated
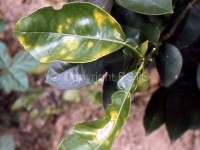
(59, 91, 131, 150)
(59, 69, 144, 149)
(14, 2, 126, 63)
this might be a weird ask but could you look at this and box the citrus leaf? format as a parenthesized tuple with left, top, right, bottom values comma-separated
(59, 91, 131, 150)
(197, 63, 200, 90)
(156, 44, 182, 87)
(165, 78, 200, 142)
(117, 71, 138, 92)
(59, 64, 144, 149)
(69, 0, 113, 12)
(141, 23, 160, 43)
(0, 135, 15, 150)
(0, 41, 11, 69)
(136, 70, 150, 92)
(115, 0, 173, 15)
(46, 59, 105, 89)
(11, 51, 39, 72)
(144, 87, 167, 134)
(14, 2, 126, 63)
(46, 50, 130, 89)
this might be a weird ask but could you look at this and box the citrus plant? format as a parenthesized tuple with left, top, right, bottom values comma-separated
(13, 0, 200, 149)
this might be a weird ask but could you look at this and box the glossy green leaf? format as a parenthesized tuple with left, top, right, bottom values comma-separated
(117, 71, 138, 92)
(14, 2, 127, 63)
(46, 50, 130, 89)
(123, 38, 139, 57)
(141, 23, 160, 43)
(136, 70, 150, 92)
(197, 63, 200, 90)
(144, 87, 167, 134)
(0, 68, 29, 93)
(0, 135, 15, 150)
(11, 51, 39, 72)
(156, 44, 182, 87)
(59, 91, 131, 150)
(69, 0, 113, 12)
(0, 41, 11, 69)
(111, 6, 160, 44)
(165, 77, 200, 142)
(46, 59, 105, 89)
(59, 64, 145, 149)
(139, 41, 148, 57)
(115, 0, 173, 15)
(175, 1, 200, 48)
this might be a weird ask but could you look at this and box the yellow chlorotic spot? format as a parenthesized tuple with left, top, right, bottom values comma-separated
(105, 140, 110, 145)
(87, 41, 94, 48)
(109, 17, 116, 25)
(65, 25, 69, 30)
(113, 29, 122, 40)
(57, 25, 63, 33)
(66, 56, 73, 61)
(96, 121, 114, 141)
(60, 49, 66, 55)
(18, 36, 30, 49)
(66, 18, 72, 24)
(93, 9, 106, 26)
(40, 57, 49, 63)
(110, 111, 118, 120)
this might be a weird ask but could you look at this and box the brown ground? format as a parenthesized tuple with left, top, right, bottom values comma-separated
(0, 0, 200, 150)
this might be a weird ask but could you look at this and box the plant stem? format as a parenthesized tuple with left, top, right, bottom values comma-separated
(161, 0, 198, 42)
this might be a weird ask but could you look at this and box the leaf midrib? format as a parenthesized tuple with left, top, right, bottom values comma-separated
(14, 30, 125, 45)
(94, 91, 130, 150)
(14, 30, 141, 56)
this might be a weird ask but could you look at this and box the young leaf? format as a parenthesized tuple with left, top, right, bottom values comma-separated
(0, 41, 11, 69)
(0, 135, 15, 150)
(156, 44, 182, 87)
(14, 2, 126, 63)
(59, 91, 131, 150)
(115, 0, 173, 15)
(197, 63, 200, 90)
(69, 0, 114, 12)
(11, 51, 39, 72)
(136, 70, 150, 92)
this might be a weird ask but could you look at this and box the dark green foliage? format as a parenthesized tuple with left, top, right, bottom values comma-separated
(13, 0, 200, 149)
